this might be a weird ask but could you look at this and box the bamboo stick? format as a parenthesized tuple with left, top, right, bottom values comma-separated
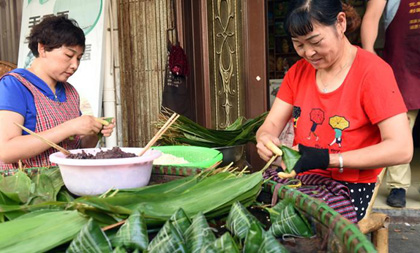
(261, 155, 278, 172)
(138, 113, 179, 156)
(14, 122, 71, 156)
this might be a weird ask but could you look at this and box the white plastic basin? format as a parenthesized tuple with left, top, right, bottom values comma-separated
(49, 147, 161, 196)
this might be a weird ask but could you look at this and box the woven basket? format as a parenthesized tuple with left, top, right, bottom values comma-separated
(262, 180, 376, 253)
(0, 60, 17, 76)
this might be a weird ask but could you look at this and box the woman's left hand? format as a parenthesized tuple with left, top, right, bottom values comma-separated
(99, 118, 115, 137)
(292, 144, 330, 173)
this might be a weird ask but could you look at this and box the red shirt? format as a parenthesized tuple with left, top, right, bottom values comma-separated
(277, 47, 407, 183)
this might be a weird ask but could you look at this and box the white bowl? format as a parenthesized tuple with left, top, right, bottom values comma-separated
(49, 147, 161, 196)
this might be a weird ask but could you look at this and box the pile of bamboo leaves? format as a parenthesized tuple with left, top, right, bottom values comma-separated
(0, 202, 296, 252)
(0, 167, 265, 252)
(64, 202, 292, 252)
(155, 108, 268, 147)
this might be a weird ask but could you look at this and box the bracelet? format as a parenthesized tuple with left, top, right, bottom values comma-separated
(338, 153, 344, 173)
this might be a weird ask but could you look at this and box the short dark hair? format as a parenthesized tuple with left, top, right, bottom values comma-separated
(27, 15, 85, 57)
(284, 0, 343, 37)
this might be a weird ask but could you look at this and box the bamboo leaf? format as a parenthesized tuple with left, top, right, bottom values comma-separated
(67, 218, 113, 253)
(112, 246, 128, 253)
(258, 232, 289, 253)
(0, 171, 31, 203)
(147, 218, 187, 253)
(0, 210, 87, 253)
(269, 202, 313, 238)
(280, 146, 301, 173)
(213, 232, 239, 253)
(243, 222, 264, 253)
(112, 211, 148, 251)
(147, 209, 191, 252)
(97, 117, 114, 139)
(76, 172, 263, 226)
(83, 209, 117, 226)
(265, 199, 293, 221)
(57, 188, 75, 202)
(185, 212, 216, 253)
(157, 110, 267, 147)
(199, 242, 219, 253)
(28, 173, 55, 205)
(225, 116, 244, 130)
(133, 172, 262, 223)
(168, 208, 192, 235)
(38, 167, 64, 198)
(226, 202, 263, 239)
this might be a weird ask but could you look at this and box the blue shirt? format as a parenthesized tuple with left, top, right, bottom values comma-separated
(0, 68, 67, 133)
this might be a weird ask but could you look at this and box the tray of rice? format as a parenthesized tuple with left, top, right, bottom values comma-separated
(151, 146, 223, 177)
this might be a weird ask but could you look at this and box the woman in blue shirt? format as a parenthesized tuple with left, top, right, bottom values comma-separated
(0, 15, 114, 170)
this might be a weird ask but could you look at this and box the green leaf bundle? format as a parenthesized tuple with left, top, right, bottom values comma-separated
(185, 212, 216, 253)
(156, 109, 267, 147)
(269, 201, 313, 238)
(112, 211, 148, 251)
(67, 218, 113, 253)
(226, 201, 262, 239)
(75, 171, 263, 226)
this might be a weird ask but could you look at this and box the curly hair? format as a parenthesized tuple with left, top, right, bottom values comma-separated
(342, 2, 361, 34)
(27, 15, 85, 57)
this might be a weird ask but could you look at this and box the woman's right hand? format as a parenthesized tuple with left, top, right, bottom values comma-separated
(256, 133, 282, 162)
(65, 115, 103, 137)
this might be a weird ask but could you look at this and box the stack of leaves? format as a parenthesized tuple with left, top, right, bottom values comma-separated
(155, 108, 267, 147)
(74, 170, 263, 226)
(0, 167, 264, 252)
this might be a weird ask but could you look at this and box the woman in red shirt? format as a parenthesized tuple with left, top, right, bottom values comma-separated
(257, 0, 412, 221)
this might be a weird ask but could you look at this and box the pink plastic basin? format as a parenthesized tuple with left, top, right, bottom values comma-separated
(49, 147, 161, 196)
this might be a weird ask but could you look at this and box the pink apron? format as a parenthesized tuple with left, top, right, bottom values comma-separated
(1, 73, 81, 170)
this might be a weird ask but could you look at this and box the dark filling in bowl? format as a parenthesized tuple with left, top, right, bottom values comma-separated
(67, 147, 137, 159)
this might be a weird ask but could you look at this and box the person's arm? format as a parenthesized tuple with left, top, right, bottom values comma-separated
(0, 111, 104, 163)
(329, 113, 412, 169)
(256, 98, 293, 162)
(360, 0, 387, 54)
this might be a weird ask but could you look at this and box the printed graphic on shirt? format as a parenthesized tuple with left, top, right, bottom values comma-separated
(307, 108, 325, 141)
(328, 115, 350, 148)
(293, 106, 301, 128)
